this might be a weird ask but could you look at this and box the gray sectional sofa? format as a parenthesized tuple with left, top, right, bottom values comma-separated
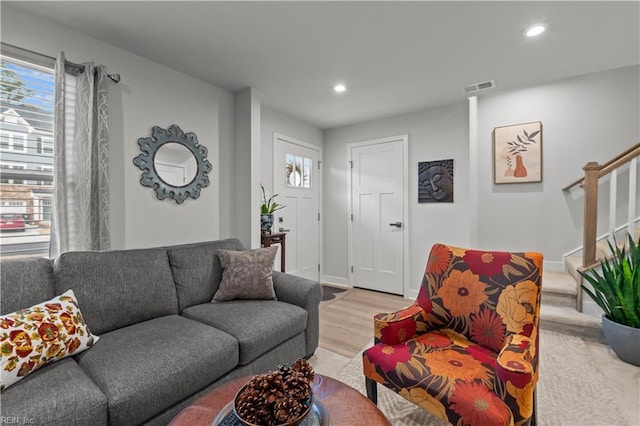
(0, 238, 322, 425)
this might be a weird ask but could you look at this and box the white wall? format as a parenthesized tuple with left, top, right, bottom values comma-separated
(260, 105, 323, 195)
(2, 5, 235, 249)
(322, 65, 639, 294)
(323, 102, 469, 297)
(233, 88, 263, 249)
(476, 65, 640, 268)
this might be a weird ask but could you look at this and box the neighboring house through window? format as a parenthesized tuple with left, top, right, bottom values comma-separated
(0, 161, 27, 184)
(0, 49, 55, 258)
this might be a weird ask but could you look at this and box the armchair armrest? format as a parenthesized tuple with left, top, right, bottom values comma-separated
(495, 334, 534, 388)
(272, 271, 322, 357)
(495, 334, 538, 422)
(374, 303, 426, 345)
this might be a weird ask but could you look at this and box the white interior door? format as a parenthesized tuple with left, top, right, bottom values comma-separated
(350, 137, 405, 295)
(274, 135, 320, 281)
(154, 162, 186, 187)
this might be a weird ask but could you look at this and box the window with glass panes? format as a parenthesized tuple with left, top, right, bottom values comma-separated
(0, 50, 55, 258)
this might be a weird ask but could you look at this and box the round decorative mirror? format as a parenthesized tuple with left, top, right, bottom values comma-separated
(133, 125, 212, 204)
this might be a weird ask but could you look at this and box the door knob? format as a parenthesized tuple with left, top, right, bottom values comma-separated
(389, 222, 402, 228)
(279, 228, 290, 232)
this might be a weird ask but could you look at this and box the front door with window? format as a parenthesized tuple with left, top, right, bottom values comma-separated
(273, 134, 320, 281)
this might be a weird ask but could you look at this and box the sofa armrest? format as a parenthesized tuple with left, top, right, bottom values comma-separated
(374, 303, 425, 345)
(272, 271, 322, 357)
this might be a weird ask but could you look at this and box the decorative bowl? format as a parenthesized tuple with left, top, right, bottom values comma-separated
(232, 383, 313, 426)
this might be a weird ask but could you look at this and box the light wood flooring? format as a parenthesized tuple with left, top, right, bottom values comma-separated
(318, 287, 412, 358)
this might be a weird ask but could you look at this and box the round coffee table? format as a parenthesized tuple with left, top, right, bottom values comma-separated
(169, 374, 390, 426)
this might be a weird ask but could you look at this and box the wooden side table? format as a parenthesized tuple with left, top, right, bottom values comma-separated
(261, 232, 286, 272)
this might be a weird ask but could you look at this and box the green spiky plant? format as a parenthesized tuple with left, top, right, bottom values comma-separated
(260, 184, 285, 214)
(579, 234, 640, 329)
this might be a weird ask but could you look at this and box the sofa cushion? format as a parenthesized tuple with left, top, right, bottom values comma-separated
(1, 257, 54, 315)
(74, 315, 238, 425)
(213, 246, 278, 302)
(53, 248, 179, 335)
(0, 357, 108, 426)
(167, 238, 246, 311)
(182, 300, 307, 365)
(1, 290, 99, 390)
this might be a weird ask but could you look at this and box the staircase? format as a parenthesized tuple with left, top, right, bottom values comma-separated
(541, 227, 639, 343)
(539, 269, 604, 342)
(542, 142, 640, 343)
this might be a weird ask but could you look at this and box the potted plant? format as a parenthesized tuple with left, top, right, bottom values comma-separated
(579, 233, 640, 366)
(260, 184, 285, 234)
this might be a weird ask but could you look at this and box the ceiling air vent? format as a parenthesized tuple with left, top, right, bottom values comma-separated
(462, 80, 496, 94)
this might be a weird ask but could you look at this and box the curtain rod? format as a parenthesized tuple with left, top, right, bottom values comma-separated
(1, 42, 121, 83)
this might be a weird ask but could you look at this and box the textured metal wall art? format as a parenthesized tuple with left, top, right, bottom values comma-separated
(133, 124, 212, 204)
(418, 159, 454, 203)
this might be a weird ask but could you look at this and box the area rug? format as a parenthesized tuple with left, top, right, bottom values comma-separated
(338, 330, 627, 426)
(321, 285, 347, 301)
(319, 285, 349, 308)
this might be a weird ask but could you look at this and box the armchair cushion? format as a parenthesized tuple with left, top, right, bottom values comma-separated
(363, 328, 513, 425)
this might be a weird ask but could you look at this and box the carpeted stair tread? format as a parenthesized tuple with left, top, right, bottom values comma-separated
(540, 304, 603, 342)
(565, 255, 582, 281)
(541, 305, 601, 327)
(541, 270, 577, 308)
(542, 271, 577, 295)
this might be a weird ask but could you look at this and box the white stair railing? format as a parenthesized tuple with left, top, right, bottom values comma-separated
(563, 142, 640, 311)
(628, 157, 637, 237)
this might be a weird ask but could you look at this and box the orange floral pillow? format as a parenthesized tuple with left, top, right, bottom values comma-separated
(0, 290, 99, 390)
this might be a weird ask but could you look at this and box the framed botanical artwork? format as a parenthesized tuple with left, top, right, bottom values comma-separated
(493, 121, 542, 184)
(418, 159, 454, 203)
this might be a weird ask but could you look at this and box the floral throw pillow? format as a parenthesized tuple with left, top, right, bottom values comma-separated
(212, 247, 279, 302)
(1, 289, 99, 390)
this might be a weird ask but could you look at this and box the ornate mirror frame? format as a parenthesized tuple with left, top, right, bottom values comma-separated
(133, 125, 212, 204)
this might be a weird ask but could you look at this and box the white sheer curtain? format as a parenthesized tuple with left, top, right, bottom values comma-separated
(50, 52, 110, 257)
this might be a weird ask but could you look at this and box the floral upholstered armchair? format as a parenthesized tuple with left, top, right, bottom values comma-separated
(363, 244, 543, 426)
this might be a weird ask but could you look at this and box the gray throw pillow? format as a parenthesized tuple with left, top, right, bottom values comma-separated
(212, 246, 279, 302)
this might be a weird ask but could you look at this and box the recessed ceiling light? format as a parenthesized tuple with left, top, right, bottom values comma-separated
(525, 25, 546, 37)
(333, 83, 346, 93)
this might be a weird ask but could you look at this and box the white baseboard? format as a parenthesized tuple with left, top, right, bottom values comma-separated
(326, 262, 564, 298)
(544, 260, 565, 272)
(321, 275, 350, 287)
(405, 288, 419, 301)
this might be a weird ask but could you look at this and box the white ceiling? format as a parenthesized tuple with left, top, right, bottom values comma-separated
(8, 1, 640, 129)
